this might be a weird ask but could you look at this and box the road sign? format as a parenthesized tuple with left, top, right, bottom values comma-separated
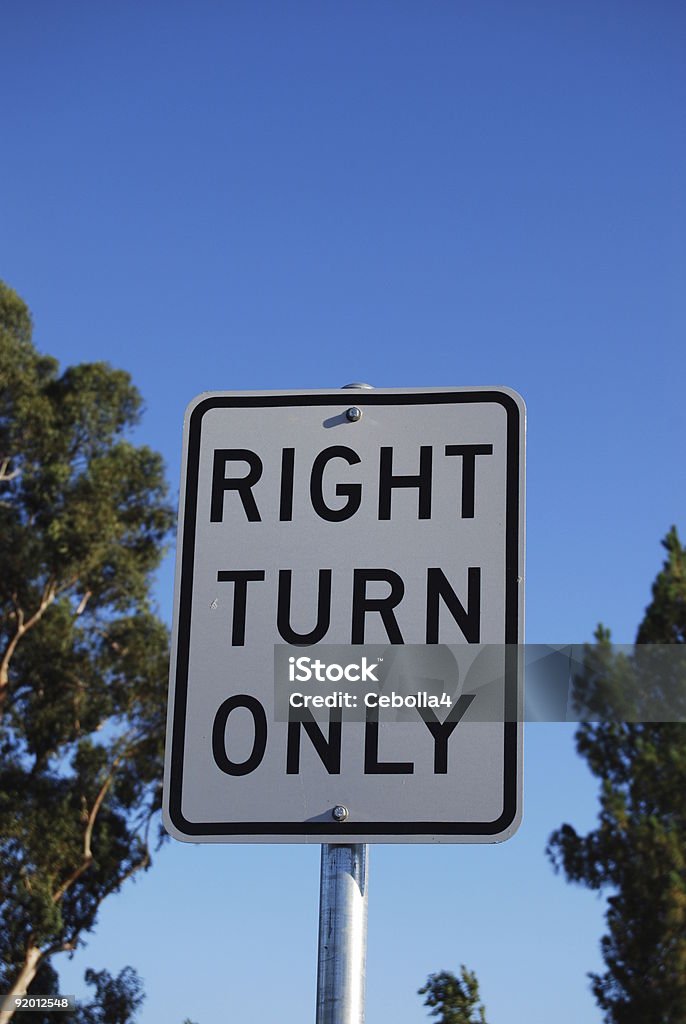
(163, 387, 525, 842)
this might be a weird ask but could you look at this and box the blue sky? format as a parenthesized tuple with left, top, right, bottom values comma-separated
(2, 2, 685, 1022)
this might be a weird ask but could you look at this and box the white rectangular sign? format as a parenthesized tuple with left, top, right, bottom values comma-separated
(163, 387, 525, 842)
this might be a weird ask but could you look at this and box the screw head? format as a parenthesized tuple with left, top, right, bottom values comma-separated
(346, 407, 362, 422)
(332, 804, 349, 822)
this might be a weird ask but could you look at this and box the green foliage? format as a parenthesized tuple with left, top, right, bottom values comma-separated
(13, 963, 194, 1024)
(548, 529, 686, 1023)
(0, 281, 174, 1004)
(637, 527, 686, 646)
(75, 967, 144, 1024)
(418, 967, 488, 1024)
(14, 965, 146, 1024)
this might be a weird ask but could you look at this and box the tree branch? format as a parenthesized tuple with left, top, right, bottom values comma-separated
(51, 758, 123, 905)
(52, 843, 153, 962)
(0, 457, 20, 482)
(0, 583, 60, 719)
(75, 590, 92, 616)
(0, 944, 44, 1024)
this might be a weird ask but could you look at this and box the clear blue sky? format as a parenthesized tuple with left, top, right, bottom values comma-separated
(2, 2, 685, 1022)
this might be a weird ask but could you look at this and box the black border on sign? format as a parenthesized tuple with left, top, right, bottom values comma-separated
(167, 391, 522, 838)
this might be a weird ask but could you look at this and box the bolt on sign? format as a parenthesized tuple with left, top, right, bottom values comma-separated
(163, 387, 526, 843)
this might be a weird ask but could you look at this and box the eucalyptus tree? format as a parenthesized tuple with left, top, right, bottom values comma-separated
(0, 281, 174, 1015)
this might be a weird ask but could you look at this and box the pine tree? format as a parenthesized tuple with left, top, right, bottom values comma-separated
(548, 528, 686, 1023)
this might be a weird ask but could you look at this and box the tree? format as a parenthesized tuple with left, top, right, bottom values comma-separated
(548, 528, 686, 1023)
(0, 280, 174, 1018)
(418, 967, 488, 1024)
(75, 967, 144, 1024)
(13, 964, 145, 1024)
(11, 963, 195, 1024)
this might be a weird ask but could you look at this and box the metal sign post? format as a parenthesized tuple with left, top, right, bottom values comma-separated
(315, 386, 370, 1024)
(316, 387, 372, 1024)
(316, 844, 369, 1024)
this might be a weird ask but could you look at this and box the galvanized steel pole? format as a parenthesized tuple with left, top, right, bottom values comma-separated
(315, 844, 369, 1024)
(316, 383, 373, 1024)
